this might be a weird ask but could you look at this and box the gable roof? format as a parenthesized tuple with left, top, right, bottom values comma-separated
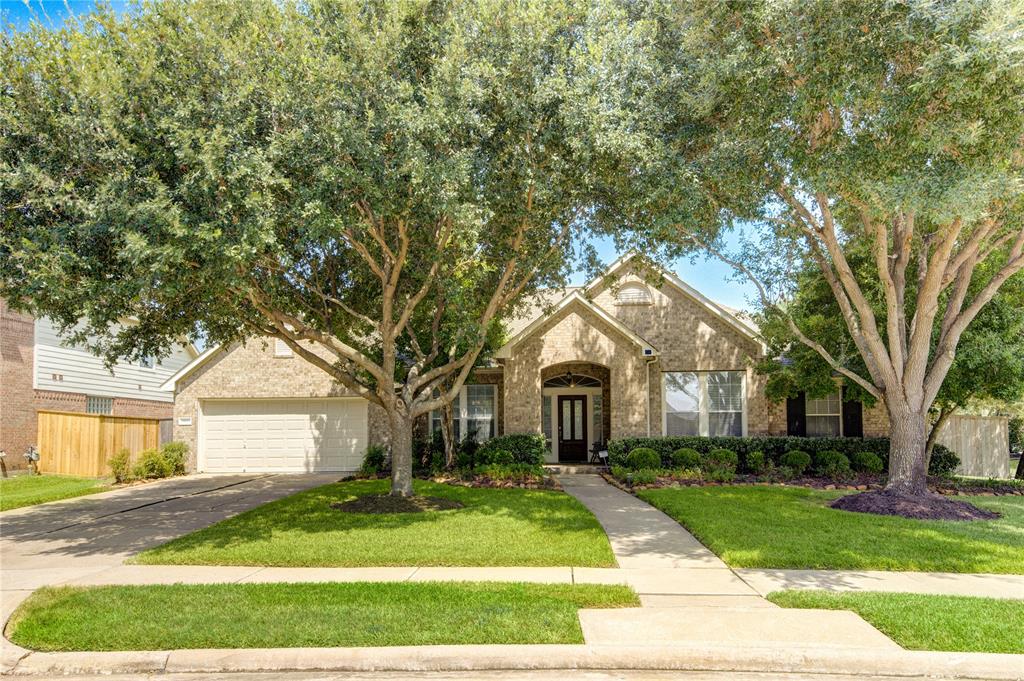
(159, 345, 223, 392)
(493, 291, 658, 359)
(586, 253, 762, 345)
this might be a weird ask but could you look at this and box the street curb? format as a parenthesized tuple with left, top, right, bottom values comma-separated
(6, 643, 1023, 679)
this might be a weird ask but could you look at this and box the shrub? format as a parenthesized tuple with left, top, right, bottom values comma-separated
(780, 450, 812, 476)
(744, 450, 767, 475)
(108, 448, 133, 484)
(625, 447, 661, 470)
(160, 441, 188, 476)
(133, 448, 173, 479)
(814, 450, 852, 480)
(477, 434, 546, 465)
(481, 449, 515, 466)
(850, 451, 884, 474)
(671, 447, 701, 470)
(473, 463, 545, 481)
(929, 445, 960, 477)
(606, 435, 959, 476)
(360, 444, 388, 476)
(701, 448, 738, 482)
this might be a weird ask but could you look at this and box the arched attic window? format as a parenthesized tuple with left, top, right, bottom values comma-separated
(615, 282, 652, 305)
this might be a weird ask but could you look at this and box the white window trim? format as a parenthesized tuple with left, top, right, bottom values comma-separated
(274, 339, 294, 358)
(431, 384, 497, 442)
(139, 355, 156, 369)
(806, 390, 843, 437)
(661, 371, 747, 437)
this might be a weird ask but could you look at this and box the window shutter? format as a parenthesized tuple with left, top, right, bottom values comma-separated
(787, 392, 806, 436)
(841, 386, 863, 438)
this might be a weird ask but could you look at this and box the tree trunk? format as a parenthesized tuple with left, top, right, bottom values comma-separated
(884, 405, 931, 496)
(1015, 453, 1024, 481)
(441, 401, 456, 469)
(389, 411, 415, 497)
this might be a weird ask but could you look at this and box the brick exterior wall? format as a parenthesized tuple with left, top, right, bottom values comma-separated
(173, 338, 388, 472)
(499, 262, 893, 441)
(1, 300, 35, 469)
(590, 266, 769, 437)
(502, 299, 651, 439)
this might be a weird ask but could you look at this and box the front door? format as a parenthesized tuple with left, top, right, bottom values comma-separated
(557, 395, 587, 462)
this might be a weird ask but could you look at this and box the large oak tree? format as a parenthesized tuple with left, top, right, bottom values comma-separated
(596, 0, 1024, 508)
(1, 0, 631, 495)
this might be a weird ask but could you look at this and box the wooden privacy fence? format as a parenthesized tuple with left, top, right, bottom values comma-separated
(37, 411, 160, 477)
(937, 414, 1010, 479)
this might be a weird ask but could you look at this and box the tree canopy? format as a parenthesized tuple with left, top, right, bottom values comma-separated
(593, 0, 1024, 503)
(1, 0, 643, 494)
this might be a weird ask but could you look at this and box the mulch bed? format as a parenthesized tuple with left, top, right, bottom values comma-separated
(431, 474, 561, 490)
(331, 494, 464, 514)
(830, 490, 1001, 521)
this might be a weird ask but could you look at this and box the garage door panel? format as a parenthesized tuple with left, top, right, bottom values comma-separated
(201, 399, 367, 473)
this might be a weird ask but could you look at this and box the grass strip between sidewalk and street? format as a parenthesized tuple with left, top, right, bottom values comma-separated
(8, 582, 639, 651)
(639, 485, 1024, 573)
(0, 474, 110, 512)
(134, 479, 616, 567)
(768, 590, 1024, 654)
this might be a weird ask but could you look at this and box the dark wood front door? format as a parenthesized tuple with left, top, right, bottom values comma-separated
(557, 395, 587, 462)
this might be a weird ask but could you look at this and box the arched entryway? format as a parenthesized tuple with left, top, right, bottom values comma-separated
(540, 362, 611, 463)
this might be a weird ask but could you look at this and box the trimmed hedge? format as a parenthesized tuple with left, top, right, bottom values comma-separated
(607, 436, 959, 477)
(780, 450, 812, 476)
(814, 450, 851, 480)
(476, 434, 546, 465)
(625, 447, 661, 470)
(671, 447, 701, 470)
(851, 451, 884, 474)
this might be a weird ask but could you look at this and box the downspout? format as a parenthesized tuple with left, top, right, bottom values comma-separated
(645, 355, 657, 437)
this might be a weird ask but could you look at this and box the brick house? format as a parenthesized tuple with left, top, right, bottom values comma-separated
(162, 255, 888, 474)
(0, 299, 198, 471)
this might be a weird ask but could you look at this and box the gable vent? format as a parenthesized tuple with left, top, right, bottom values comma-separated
(616, 283, 652, 305)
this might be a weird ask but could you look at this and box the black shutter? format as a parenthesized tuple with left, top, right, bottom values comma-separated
(787, 392, 806, 436)
(841, 386, 863, 438)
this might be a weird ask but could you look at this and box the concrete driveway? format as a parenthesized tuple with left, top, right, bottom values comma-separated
(1, 473, 337, 594)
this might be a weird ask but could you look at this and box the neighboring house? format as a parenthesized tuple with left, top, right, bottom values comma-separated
(162, 255, 889, 474)
(0, 299, 198, 470)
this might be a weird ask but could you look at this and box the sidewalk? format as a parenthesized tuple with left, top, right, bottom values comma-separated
(3, 474, 1023, 679)
(737, 568, 1024, 600)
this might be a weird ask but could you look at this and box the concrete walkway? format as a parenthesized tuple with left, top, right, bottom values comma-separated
(4, 472, 1023, 679)
(557, 475, 901, 650)
(738, 568, 1024, 600)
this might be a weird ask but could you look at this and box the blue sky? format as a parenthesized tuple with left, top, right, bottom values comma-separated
(4, 0, 758, 311)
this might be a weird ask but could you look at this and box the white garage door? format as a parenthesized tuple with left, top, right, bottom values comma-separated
(200, 399, 368, 473)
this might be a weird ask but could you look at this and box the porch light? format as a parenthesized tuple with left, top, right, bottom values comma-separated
(564, 371, 574, 387)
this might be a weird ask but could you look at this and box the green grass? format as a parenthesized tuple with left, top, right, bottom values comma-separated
(135, 479, 616, 567)
(768, 590, 1024, 654)
(9, 582, 638, 651)
(0, 474, 110, 511)
(638, 486, 1024, 573)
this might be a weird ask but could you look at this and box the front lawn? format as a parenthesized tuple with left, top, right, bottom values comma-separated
(9, 582, 638, 651)
(768, 590, 1024, 654)
(135, 479, 616, 567)
(639, 486, 1024, 573)
(0, 474, 110, 512)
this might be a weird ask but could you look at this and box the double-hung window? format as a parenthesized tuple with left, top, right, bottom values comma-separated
(430, 384, 496, 442)
(806, 391, 842, 437)
(663, 371, 745, 437)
